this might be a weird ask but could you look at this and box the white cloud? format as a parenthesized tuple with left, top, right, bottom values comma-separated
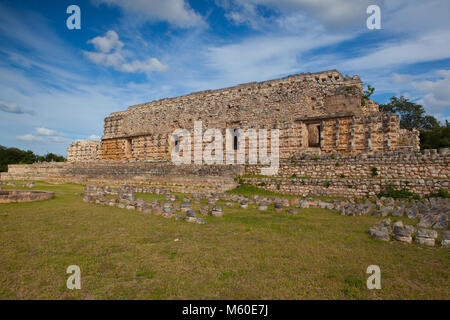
(48, 136, 67, 143)
(36, 127, 59, 136)
(412, 70, 450, 115)
(0, 101, 34, 115)
(88, 30, 123, 53)
(392, 73, 413, 84)
(204, 22, 351, 84)
(16, 127, 67, 145)
(385, 70, 450, 121)
(84, 30, 168, 74)
(220, 0, 377, 28)
(93, 0, 205, 28)
(88, 134, 101, 140)
(16, 134, 43, 142)
(121, 58, 168, 73)
(340, 31, 450, 71)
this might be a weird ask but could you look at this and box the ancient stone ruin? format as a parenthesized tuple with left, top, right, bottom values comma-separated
(67, 70, 419, 162)
(0, 190, 54, 203)
(1, 70, 447, 199)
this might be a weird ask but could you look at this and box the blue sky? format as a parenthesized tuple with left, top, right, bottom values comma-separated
(1, 0, 449, 156)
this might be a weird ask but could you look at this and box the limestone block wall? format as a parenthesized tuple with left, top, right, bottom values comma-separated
(245, 149, 449, 179)
(67, 141, 100, 162)
(241, 176, 449, 198)
(90, 69, 418, 162)
(97, 70, 375, 161)
(97, 112, 409, 163)
(243, 149, 450, 197)
(2, 149, 448, 198)
(1, 162, 244, 193)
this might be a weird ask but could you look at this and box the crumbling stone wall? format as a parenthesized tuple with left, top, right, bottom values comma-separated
(245, 149, 449, 179)
(67, 141, 100, 162)
(3, 149, 448, 198)
(243, 149, 449, 197)
(94, 70, 416, 161)
(2, 161, 243, 193)
(90, 70, 419, 162)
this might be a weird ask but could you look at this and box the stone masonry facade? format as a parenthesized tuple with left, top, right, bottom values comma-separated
(67, 140, 100, 162)
(66, 70, 419, 163)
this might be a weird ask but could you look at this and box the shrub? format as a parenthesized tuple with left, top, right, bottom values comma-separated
(371, 167, 378, 177)
(235, 176, 244, 185)
(429, 188, 450, 199)
(377, 185, 421, 200)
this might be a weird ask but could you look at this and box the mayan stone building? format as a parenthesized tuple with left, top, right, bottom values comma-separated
(68, 70, 419, 162)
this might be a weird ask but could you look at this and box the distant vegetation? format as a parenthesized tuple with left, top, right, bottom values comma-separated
(376, 95, 449, 150)
(349, 84, 448, 151)
(0, 145, 66, 172)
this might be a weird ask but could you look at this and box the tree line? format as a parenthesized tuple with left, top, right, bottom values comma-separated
(0, 145, 66, 172)
(362, 86, 449, 150)
(379, 96, 449, 150)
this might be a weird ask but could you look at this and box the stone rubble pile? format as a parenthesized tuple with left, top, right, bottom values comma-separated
(341, 197, 449, 230)
(369, 218, 448, 248)
(82, 185, 235, 224)
(0, 181, 35, 188)
(82, 184, 449, 248)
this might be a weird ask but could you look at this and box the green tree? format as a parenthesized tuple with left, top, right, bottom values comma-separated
(379, 96, 440, 130)
(0, 145, 66, 172)
(361, 85, 375, 106)
(380, 96, 449, 150)
(419, 121, 450, 150)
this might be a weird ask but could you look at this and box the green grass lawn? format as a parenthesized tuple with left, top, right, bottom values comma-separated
(0, 182, 448, 299)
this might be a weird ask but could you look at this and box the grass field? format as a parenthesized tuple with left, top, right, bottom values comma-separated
(0, 182, 448, 299)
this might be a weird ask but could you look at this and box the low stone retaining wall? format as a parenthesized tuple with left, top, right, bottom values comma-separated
(2, 149, 448, 198)
(0, 190, 54, 203)
(2, 161, 243, 193)
(0, 181, 35, 188)
(245, 148, 449, 179)
(242, 176, 449, 198)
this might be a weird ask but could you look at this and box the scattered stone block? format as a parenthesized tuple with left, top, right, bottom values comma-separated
(195, 218, 206, 225)
(186, 210, 197, 218)
(258, 204, 268, 211)
(240, 201, 248, 209)
(298, 201, 309, 209)
(369, 228, 390, 241)
(200, 205, 210, 215)
(211, 206, 223, 217)
(180, 202, 192, 212)
(274, 203, 283, 212)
